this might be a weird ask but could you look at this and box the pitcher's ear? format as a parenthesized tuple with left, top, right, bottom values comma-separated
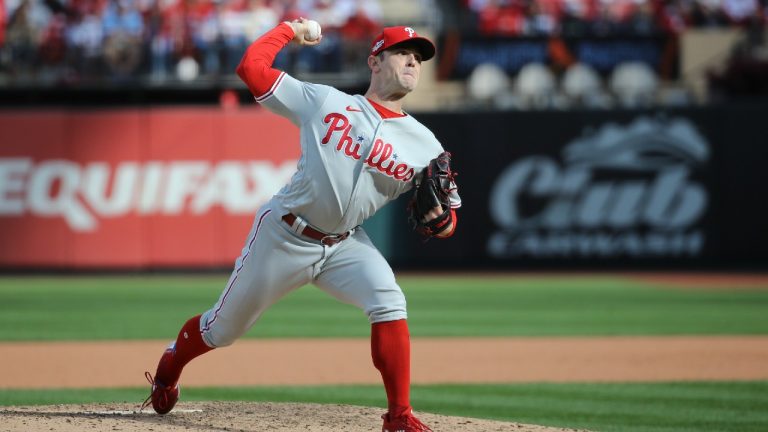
(367, 55, 379, 71)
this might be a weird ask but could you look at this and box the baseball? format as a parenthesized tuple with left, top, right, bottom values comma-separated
(305, 20, 321, 42)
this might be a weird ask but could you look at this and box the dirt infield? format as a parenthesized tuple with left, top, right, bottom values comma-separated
(0, 402, 588, 432)
(2, 335, 768, 431)
(3, 336, 768, 388)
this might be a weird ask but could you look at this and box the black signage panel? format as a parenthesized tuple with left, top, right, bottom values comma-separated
(394, 106, 768, 270)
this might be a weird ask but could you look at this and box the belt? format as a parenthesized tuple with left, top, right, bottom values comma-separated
(282, 213, 352, 246)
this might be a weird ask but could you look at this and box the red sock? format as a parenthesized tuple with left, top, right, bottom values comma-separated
(371, 319, 411, 417)
(156, 315, 214, 385)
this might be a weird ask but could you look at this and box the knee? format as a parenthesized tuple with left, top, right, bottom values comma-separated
(201, 326, 239, 348)
(199, 312, 248, 348)
(366, 297, 407, 324)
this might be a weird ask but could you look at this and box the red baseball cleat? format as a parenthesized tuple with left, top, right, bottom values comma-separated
(141, 371, 179, 414)
(140, 348, 179, 414)
(381, 409, 433, 432)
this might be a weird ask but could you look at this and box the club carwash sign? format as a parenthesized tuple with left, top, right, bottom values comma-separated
(487, 116, 710, 258)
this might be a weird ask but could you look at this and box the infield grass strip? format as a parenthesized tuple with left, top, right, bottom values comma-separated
(1, 382, 767, 432)
(0, 275, 767, 341)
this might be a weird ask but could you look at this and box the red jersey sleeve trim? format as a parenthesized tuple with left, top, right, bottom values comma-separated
(236, 23, 294, 99)
(254, 71, 286, 102)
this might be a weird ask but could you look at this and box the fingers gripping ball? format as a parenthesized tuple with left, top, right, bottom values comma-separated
(305, 20, 322, 42)
(408, 152, 456, 238)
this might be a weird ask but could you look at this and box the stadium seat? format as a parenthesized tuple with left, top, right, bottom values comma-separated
(467, 63, 511, 105)
(514, 62, 557, 109)
(609, 61, 659, 108)
(561, 62, 610, 108)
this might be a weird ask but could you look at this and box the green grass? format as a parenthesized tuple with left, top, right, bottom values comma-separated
(1, 275, 766, 431)
(1, 382, 767, 432)
(0, 275, 766, 341)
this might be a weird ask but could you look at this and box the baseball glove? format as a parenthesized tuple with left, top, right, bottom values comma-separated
(408, 151, 456, 238)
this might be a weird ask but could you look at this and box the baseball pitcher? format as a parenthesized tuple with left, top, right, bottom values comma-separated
(142, 18, 461, 432)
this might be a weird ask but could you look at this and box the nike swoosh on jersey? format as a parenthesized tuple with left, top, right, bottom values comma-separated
(346, 105, 363, 112)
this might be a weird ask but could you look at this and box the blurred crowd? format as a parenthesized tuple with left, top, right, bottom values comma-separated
(456, 0, 768, 109)
(0, 0, 382, 84)
(464, 0, 767, 37)
(0, 0, 766, 102)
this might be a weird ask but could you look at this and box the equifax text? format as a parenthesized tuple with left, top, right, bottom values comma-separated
(0, 158, 296, 231)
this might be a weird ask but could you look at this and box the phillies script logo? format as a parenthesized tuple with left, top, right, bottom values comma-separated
(322, 112, 415, 182)
(488, 116, 710, 258)
(0, 159, 296, 231)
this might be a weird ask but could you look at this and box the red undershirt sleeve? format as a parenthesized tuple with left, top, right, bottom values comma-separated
(441, 209, 458, 238)
(236, 22, 295, 98)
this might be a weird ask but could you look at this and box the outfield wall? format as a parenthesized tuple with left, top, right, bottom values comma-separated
(0, 108, 299, 268)
(1, 104, 766, 270)
(391, 104, 768, 270)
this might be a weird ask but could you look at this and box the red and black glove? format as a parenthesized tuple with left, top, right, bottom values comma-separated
(408, 151, 456, 238)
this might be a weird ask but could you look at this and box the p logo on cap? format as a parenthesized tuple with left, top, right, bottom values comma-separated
(369, 26, 436, 61)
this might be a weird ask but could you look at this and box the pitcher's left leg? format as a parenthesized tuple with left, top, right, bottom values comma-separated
(314, 230, 430, 430)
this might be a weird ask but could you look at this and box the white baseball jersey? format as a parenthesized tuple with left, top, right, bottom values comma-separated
(262, 72, 461, 234)
(199, 70, 460, 348)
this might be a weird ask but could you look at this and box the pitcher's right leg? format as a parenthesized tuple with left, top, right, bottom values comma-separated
(142, 314, 213, 414)
(143, 205, 319, 414)
(199, 207, 320, 347)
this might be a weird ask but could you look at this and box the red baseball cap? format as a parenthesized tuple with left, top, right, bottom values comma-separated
(370, 26, 436, 61)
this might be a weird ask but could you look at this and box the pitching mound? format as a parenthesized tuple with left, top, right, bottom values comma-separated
(0, 401, 587, 431)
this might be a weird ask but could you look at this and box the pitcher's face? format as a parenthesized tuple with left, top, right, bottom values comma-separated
(372, 46, 423, 96)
